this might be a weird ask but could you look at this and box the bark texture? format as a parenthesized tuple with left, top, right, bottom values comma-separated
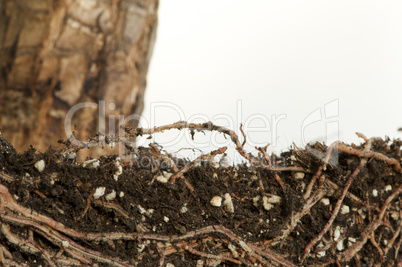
(0, 0, 158, 153)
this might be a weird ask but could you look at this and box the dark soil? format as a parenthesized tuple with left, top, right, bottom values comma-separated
(0, 133, 400, 266)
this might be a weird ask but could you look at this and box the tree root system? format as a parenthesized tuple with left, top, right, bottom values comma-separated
(0, 122, 400, 266)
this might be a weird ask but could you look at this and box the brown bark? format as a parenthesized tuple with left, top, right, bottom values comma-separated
(0, 0, 158, 154)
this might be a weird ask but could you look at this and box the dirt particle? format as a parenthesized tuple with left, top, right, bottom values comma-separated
(93, 187, 106, 199)
(210, 196, 222, 207)
(341, 205, 350, 214)
(334, 226, 341, 241)
(34, 159, 45, 172)
(293, 172, 305, 179)
(82, 159, 100, 168)
(180, 204, 188, 214)
(156, 175, 168, 183)
(372, 189, 378, 197)
(321, 198, 330, 205)
(62, 241, 69, 248)
(385, 185, 392, 191)
(105, 190, 116, 201)
(337, 240, 344, 251)
(223, 193, 234, 213)
(262, 196, 274, 211)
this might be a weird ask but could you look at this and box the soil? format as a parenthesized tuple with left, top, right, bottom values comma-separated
(0, 131, 400, 266)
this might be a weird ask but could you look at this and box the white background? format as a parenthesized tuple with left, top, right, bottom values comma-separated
(139, 1, 402, 162)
